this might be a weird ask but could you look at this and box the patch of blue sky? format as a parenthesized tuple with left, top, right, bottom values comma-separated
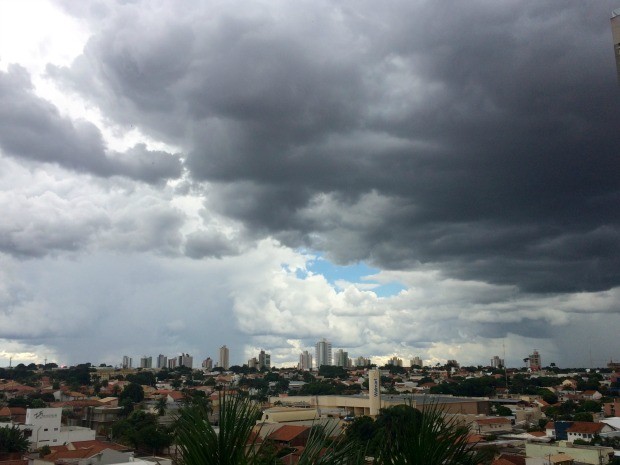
(298, 253, 406, 297)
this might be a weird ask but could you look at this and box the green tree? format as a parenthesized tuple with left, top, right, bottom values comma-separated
(376, 404, 491, 465)
(493, 405, 513, 417)
(38, 445, 51, 458)
(573, 412, 593, 422)
(0, 425, 30, 454)
(119, 383, 145, 404)
(112, 410, 172, 454)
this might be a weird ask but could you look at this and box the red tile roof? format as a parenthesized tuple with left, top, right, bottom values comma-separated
(495, 454, 526, 465)
(267, 425, 310, 442)
(566, 422, 606, 434)
(475, 417, 511, 425)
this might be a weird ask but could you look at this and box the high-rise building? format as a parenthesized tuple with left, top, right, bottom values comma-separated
(299, 351, 313, 371)
(122, 356, 132, 369)
(219, 345, 230, 370)
(315, 339, 332, 368)
(258, 350, 271, 370)
(355, 356, 370, 367)
(157, 354, 167, 369)
(410, 356, 423, 368)
(248, 357, 258, 370)
(168, 358, 177, 369)
(612, 9, 620, 83)
(140, 356, 152, 368)
(529, 350, 541, 371)
(202, 357, 213, 370)
(490, 355, 504, 369)
(334, 349, 349, 368)
(388, 356, 403, 367)
(178, 353, 193, 368)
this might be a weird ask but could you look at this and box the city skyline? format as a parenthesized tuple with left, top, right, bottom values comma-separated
(1, 1, 620, 369)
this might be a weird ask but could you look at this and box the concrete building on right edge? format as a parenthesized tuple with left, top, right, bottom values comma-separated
(612, 9, 620, 83)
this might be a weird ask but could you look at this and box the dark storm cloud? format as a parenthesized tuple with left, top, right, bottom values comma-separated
(0, 65, 182, 183)
(52, 0, 620, 293)
(184, 230, 240, 259)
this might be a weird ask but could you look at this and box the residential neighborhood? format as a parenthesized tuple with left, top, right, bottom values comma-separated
(2, 351, 620, 465)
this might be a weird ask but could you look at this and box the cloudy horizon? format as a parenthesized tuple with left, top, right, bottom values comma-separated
(1, 0, 620, 369)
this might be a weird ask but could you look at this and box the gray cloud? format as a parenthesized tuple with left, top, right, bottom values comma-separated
(2, 0, 620, 367)
(0, 66, 182, 183)
(49, 0, 620, 294)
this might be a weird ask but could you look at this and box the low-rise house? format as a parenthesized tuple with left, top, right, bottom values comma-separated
(0, 407, 27, 423)
(566, 421, 614, 443)
(471, 417, 512, 435)
(30, 440, 131, 465)
(265, 425, 310, 448)
(581, 390, 602, 401)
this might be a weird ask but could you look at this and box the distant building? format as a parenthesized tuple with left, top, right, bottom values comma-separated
(248, 357, 258, 370)
(299, 350, 313, 371)
(219, 345, 230, 370)
(140, 356, 152, 369)
(122, 355, 132, 369)
(410, 356, 423, 368)
(258, 350, 271, 370)
(529, 350, 542, 371)
(355, 356, 370, 367)
(334, 349, 349, 367)
(156, 354, 167, 369)
(490, 355, 504, 369)
(612, 9, 620, 83)
(315, 339, 332, 368)
(168, 358, 177, 369)
(178, 353, 193, 368)
(607, 359, 620, 371)
(202, 357, 213, 370)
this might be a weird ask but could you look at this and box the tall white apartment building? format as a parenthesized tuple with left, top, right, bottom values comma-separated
(157, 354, 167, 369)
(122, 356, 132, 369)
(219, 345, 230, 370)
(202, 357, 213, 370)
(178, 353, 193, 368)
(299, 350, 313, 370)
(529, 350, 541, 371)
(258, 350, 271, 370)
(410, 356, 423, 368)
(315, 338, 332, 368)
(490, 355, 504, 369)
(334, 349, 349, 367)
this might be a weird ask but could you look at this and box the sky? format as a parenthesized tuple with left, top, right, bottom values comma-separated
(1, 0, 620, 369)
